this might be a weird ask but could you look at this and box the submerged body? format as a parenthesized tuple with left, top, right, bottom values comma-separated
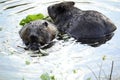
(19, 20, 58, 50)
(48, 1, 116, 46)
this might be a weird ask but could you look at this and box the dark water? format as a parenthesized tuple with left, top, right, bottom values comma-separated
(0, 0, 120, 80)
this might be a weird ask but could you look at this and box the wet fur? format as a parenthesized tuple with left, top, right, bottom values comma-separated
(48, 1, 116, 46)
(19, 20, 58, 50)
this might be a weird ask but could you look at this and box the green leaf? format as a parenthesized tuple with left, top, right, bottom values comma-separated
(0, 27, 2, 31)
(73, 70, 77, 74)
(19, 19, 27, 26)
(25, 61, 30, 65)
(40, 73, 50, 80)
(86, 77, 91, 80)
(19, 13, 45, 26)
(50, 75, 55, 80)
(22, 77, 25, 80)
(102, 55, 106, 61)
(36, 13, 44, 19)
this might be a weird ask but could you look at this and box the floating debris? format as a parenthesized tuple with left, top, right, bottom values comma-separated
(40, 73, 51, 80)
(25, 60, 30, 65)
(40, 73, 55, 80)
(32, 49, 48, 57)
(73, 69, 77, 74)
(0, 27, 2, 31)
(86, 77, 91, 80)
(102, 55, 106, 61)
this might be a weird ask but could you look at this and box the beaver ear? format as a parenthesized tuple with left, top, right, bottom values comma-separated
(43, 22, 48, 27)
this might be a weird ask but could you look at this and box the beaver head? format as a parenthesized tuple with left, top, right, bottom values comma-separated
(19, 20, 57, 51)
(48, 1, 75, 22)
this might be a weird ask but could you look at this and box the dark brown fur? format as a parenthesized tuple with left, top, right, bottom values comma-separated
(48, 1, 116, 46)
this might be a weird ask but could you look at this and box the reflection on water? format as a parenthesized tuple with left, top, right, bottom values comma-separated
(87, 33, 114, 47)
(0, 0, 120, 80)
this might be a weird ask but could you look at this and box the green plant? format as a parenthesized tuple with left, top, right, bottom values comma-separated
(86, 77, 91, 80)
(102, 55, 106, 61)
(40, 73, 55, 80)
(0, 27, 2, 31)
(40, 73, 50, 80)
(25, 60, 30, 65)
(73, 69, 77, 74)
(19, 13, 45, 26)
(87, 61, 114, 80)
(22, 77, 25, 80)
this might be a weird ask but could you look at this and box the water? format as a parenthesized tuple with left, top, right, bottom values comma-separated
(0, 0, 120, 80)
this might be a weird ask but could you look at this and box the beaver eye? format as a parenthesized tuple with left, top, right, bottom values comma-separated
(52, 6, 55, 9)
(42, 22, 48, 27)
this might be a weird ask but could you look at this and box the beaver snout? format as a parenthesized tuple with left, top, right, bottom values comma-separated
(48, 6, 52, 10)
(28, 43, 41, 51)
(28, 34, 41, 50)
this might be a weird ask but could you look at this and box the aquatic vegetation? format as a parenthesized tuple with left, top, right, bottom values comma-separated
(102, 55, 106, 61)
(40, 73, 55, 80)
(73, 69, 77, 74)
(57, 33, 71, 41)
(0, 27, 2, 31)
(87, 61, 114, 80)
(39, 49, 49, 56)
(19, 13, 45, 26)
(22, 77, 25, 80)
(86, 77, 91, 80)
(25, 60, 30, 65)
(50, 75, 55, 80)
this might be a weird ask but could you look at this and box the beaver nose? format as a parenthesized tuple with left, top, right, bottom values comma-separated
(48, 6, 54, 14)
(30, 34, 38, 42)
(48, 6, 52, 10)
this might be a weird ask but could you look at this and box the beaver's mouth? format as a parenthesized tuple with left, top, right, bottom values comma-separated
(27, 43, 41, 51)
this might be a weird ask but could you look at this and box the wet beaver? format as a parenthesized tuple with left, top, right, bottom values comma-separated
(19, 20, 58, 50)
(48, 1, 117, 46)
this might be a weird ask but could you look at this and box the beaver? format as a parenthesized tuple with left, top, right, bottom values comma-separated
(19, 20, 58, 50)
(48, 1, 117, 47)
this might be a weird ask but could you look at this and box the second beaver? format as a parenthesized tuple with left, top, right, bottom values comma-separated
(48, 1, 117, 46)
(19, 20, 58, 50)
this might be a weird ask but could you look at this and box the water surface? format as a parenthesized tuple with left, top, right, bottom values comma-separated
(0, 0, 120, 80)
